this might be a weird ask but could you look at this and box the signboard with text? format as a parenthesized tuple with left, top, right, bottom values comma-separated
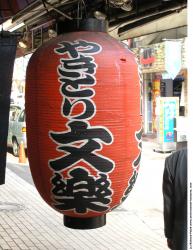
(155, 97, 179, 152)
(163, 99, 177, 142)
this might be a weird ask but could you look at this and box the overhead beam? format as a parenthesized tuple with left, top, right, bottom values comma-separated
(116, 8, 187, 40)
(109, 1, 187, 26)
(130, 26, 187, 46)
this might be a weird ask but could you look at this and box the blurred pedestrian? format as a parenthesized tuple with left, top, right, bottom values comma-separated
(162, 148, 187, 250)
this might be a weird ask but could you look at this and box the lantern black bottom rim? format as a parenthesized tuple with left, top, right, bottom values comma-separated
(63, 214, 106, 229)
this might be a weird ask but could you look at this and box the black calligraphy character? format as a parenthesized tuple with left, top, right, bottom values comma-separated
(122, 170, 138, 200)
(52, 173, 67, 196)
(59, 73, 95, 98)
(55, 40, 101, 58)
(60, 56, 96, 75)
(58, 56, 96, 79)
(61, 97, 95, 120)
(133, 128, 142, 168)
(51, 168, 112, 213)
(60, 81, 94, 98)
(121, 128, 142, 202)
(49, 121, 114, 173)
(59, 74, 95, 89)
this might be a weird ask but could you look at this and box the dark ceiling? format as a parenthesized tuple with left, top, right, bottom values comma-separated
(0, 0, 187, 44)
(0, 0, 36, 23)
(0, 0, 187, 25)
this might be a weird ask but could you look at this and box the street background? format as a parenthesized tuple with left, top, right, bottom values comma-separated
(0, 138, 171, 250)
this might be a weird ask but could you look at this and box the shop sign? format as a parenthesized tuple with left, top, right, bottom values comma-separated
(165, 41, 182, 80)
(156, 97, 179, 143)
(139, 48, 155, 67)
(163, 100, 177, 142)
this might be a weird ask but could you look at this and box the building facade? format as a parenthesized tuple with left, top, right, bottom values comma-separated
(133, 38, 187, 137)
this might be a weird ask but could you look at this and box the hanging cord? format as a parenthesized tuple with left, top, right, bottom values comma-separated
(41, 0, 50, 15)
(41, 0, 73, 20)
(77, 0, 88, 24)
(81, 0, 88, 19)
(77, 0, 80, 28)
(105, 0, 110, 21)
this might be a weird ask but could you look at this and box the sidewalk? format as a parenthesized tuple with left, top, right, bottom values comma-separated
(0, 140, 170, 250)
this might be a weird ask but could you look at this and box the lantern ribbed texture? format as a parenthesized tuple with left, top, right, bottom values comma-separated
(25, 31, 142, 223)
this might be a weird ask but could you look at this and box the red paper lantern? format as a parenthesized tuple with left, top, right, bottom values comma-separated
(26, 23, 142, 229)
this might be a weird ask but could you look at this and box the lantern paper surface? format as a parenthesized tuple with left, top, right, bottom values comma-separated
(26, 31, 142, 221)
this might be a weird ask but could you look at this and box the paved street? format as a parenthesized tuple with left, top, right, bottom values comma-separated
(0, 139, 170, 250)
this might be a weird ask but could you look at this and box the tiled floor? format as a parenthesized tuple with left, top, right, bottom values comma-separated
(0, 141, 169, 250)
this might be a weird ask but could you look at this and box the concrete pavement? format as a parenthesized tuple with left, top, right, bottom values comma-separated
(0, 139, 170, 250)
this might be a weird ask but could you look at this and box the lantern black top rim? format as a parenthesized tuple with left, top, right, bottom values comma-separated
(57, 18, 108, 35)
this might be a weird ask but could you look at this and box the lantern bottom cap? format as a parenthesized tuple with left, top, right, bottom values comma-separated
(63, 214, 106, 229)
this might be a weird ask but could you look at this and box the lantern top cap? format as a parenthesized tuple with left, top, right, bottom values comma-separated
(57, 18, 108, 34)
(78, 18, 108, 32)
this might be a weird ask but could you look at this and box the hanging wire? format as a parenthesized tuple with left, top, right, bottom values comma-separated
(77, 0, 88, 25)
(77, 0, 80, 27)
(81, 0, 88, 18)
(41, 0, 50, 15)
(105, 0, 110, 21)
